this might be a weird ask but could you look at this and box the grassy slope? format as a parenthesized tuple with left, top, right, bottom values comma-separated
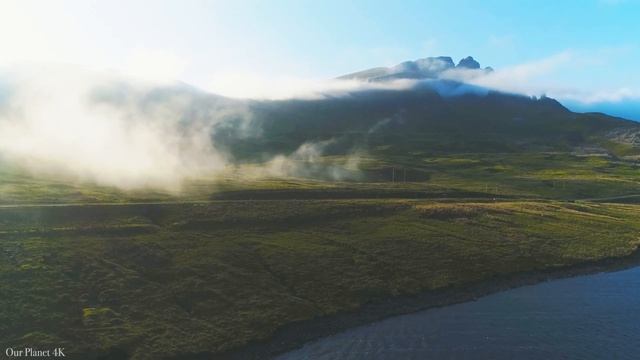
(2, 200, 640, 359)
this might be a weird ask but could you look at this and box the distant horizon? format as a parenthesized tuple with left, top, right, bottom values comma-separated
(1, 0, 640, 119)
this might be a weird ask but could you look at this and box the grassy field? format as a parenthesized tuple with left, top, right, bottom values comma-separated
(3, 139, 640, 359)
(2, 199, 640, 359)
(3, 149, 640, 204)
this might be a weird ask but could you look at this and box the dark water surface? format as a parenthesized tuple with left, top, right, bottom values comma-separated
(277, 266, 640, 359)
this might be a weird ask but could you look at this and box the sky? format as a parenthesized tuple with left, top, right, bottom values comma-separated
(1, 0, 640, 117)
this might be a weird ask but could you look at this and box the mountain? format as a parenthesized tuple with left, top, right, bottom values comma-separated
(207, 56, 640, 164)
(215, 81, 640, 163)
(49, 62, 638, 165)
(457, 56, 481, 69)
(337, 56, 493, 82)
(5, 61, 638, 186)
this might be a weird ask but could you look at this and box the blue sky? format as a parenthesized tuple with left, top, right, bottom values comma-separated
(1, 0, 639, 117)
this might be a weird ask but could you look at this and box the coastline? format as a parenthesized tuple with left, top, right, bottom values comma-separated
(188, 248, 640, 360)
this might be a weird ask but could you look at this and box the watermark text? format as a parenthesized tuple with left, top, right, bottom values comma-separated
(5, 347, 65, 358)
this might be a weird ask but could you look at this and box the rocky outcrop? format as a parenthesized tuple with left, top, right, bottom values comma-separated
(456, 56, 481, 69)
(339, 56, 487, 82)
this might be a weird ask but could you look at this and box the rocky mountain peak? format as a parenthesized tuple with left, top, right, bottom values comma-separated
(456, 56, 481, 69)
(338, 56, 489, 82)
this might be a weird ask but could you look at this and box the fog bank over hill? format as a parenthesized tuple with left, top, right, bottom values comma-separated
(0, 60, 638, 192)
(0, 66, 374, 190)
(0, 67, 240, 190)
(338, 54, 640, 121)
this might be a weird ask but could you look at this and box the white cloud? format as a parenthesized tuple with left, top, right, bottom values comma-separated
(441, 50, 640, 104)
(551, 87, 640, 104)
(0, 66, 232, 191)
(443, 51, 573, 92)
(205, 71, 417, 100)
(203, 49, 640, 105)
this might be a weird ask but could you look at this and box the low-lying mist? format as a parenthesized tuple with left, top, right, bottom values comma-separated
(0, 67, 242, 190)
(0, 66, 374, 191)
(0, 63, 522, 192)
(260, 139, 363, 181)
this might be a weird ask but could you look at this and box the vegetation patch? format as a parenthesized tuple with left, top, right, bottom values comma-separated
(2, 200, 640, 359)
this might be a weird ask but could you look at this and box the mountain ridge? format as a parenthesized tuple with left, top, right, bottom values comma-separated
(337, 55, 493, 82)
